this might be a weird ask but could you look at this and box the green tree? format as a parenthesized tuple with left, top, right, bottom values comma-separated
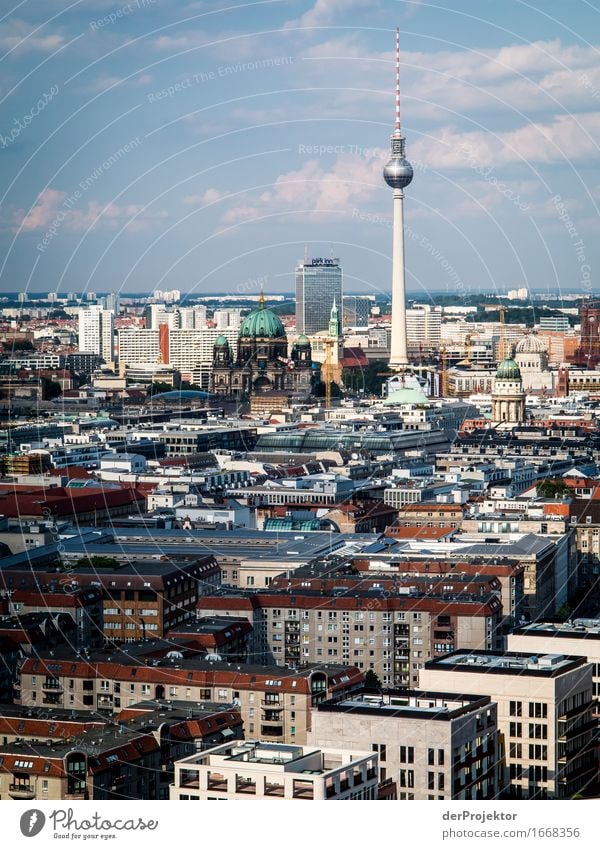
(364, 669, 382, 690)
(41, 377, 62, 400)
(536, 480, 574, 499)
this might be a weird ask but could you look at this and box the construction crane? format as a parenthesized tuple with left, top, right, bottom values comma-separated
(439, 347, 448, 397)
(322, 337, 334, 409)
(482, 303, 506, 359)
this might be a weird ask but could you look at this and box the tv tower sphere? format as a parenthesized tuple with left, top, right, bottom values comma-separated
(383, 155, 413, 189)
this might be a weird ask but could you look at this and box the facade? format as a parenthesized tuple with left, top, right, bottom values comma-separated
(17, 655, 362, 745)
(197, 588, 502, 687)
(295, 257, 343, 334)
(310, 690, 500, 800)
(170, 741, 378, 800)
(211, 297, 314, 400)
(77, 306, 115, 364)
(419, 650, 596, 799)
(117, 328, 160, 366)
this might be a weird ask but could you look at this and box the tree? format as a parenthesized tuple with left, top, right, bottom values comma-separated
(41, 377, 61, 400)
(148, 381, 173, 396)
(536, 480, 574, 499)
(364, 670, 382, 690)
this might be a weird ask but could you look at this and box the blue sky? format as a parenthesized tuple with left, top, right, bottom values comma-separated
(0, 0, 598, 300)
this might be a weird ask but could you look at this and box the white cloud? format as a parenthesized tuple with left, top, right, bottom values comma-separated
(0, 20, 65, 53)
(217, 148, 385, 226)
(411, 111, 600, 168)
(285, 0, 376, 29)
(15, 188, 165, 235)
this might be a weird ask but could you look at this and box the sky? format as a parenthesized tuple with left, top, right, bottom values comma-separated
(0, 0, 598, 302)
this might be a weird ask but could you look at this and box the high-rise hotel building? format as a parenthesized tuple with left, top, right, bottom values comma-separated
(295, 257, 343, 334)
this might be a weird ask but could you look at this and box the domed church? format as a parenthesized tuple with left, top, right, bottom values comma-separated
(514, 332, 553, 392)
(211, 294, 315, 400)
(491, 353, 526, 424)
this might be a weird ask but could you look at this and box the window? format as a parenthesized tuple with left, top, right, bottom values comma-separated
(528, 702, 548, 719)
(399, 746, 414, 763)
(510, 700, 522, 717)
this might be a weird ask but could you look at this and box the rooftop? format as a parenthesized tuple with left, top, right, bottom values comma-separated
(428, 649, 584, 675)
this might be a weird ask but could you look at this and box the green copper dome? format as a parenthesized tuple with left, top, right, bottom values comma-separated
(295, 334, 310, 346)
(239, 302, 286, 339)
(214, 334, 229, 346)
(495, 356, 522, 380)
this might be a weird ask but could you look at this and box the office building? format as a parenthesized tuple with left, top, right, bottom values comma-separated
(419, 650, 596, 799)
(77, 305, 115, 363)
(406, 305, 442, 348)
(295, 257, 343, 334)
(343, 295, 371, 328)
(170, 741, 378, 800)
(310, 690, 500, 799)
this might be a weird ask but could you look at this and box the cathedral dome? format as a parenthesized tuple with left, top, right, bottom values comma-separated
(515, 334, 547, 354)
(495, 357, 522, 380)
(214, 335, 229, 347)
(294, 334, 310, 346)
(239, 303, 286, 339)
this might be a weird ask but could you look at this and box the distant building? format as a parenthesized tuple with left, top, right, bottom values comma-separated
(406, 305, 442, 348)
(78, 306, 115, 364)
(539, 315, 570, 332)
(343, 295, 371, 328)
(295, 257, 343, 334)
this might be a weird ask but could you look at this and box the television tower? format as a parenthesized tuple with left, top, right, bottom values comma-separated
(384, 27, 414, 369)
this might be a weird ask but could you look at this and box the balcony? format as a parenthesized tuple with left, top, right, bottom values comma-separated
(235, 778, 256, 795)
(260, 724, 284, 739)
(42, 680, 63, 692)
(9, 784, 35, 799)
(261, 700, 282, 709)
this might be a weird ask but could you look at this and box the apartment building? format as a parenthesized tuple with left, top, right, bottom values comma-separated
(352, 554, 525, 629)
(17, 652, 363, 745)
(419, 650, 596, 799)
(0, 702, 242, 801)
(170, 741, 378, 801)
(310, 690, 500, 800)
(197, 587, 502, 688)
(3, 585, 104, 648)
(3, 556, 220, 642)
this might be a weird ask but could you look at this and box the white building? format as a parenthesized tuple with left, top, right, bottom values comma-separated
(78, 306, 115, 364)
(118, 328, 160, 366)
(214, 308, 243, 331)
(406, 305, 442, 348)
(170, 741, 378, 800)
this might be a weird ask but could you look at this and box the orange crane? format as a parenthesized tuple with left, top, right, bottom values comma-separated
(322, 337, 334, 409)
